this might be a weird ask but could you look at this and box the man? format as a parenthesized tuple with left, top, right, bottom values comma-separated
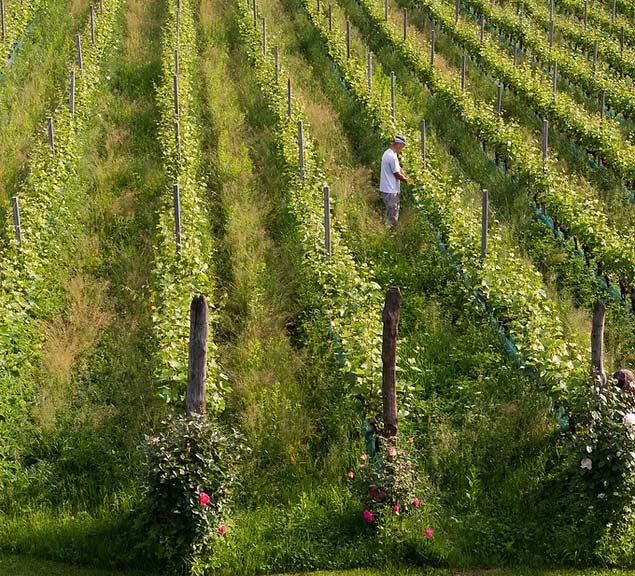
(379, 135, 408, 226)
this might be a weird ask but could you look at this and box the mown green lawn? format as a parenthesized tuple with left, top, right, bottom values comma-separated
(4, 556, 635, 576)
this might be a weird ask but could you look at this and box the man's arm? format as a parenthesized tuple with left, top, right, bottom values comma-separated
(394, 168, 407, 182)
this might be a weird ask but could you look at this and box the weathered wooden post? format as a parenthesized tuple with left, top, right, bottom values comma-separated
(100, 0, 103, 13)
(592, 39, 598, 73)
(324, 184, 331, 257)
(76, 34, 83, 71)
(542, 119, 548, 166)
(173, 73, 179, 116)
(591, 301, 606, 387)
(552, 61, 557, 95)
(390, 71, 395, 123)
(346, 19, 351, 59)
(252, 0, 257, 27)
(173, 183, 182, 253)
(274, 46, 279, 83)
(175, 48, 179, 75)
(455, 0, 460, 23)
(47, 116, 55, 152)
(584, 0, 588, 29)
(496, 83, 503, 117)
(549, 18, 554, 48)
(328, 4, 332, 31)
(480, 14, 485, 43)
(612, 0, 616, 22)
(513, 44, 518, 66)
(90, 5, 95, 45)
(287, 77, 292, 118)
(403, 8, 407, 41)
(384, 0, 388, 21)
(12, 197, 21, 248)
(187, 294, 208, 417)
(262, 17, 267, 56)
(367, 49, 372, 90)
(1, 0, 5, 43)
(430, 29, 436, 66)
(70, 70, 76, 115)
(420, 119, 426, 165)
(461, 54, 466, 90)
(298, 120, 305, 180)
(382, 287, 401, 440)
(317, 0, 320, 12)
(481, 189, 488, 260)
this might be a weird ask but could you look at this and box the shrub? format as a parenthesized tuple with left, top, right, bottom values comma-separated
(136, 414, 247, 574)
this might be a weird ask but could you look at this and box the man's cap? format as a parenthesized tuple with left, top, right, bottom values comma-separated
(393, 135, 407, 145)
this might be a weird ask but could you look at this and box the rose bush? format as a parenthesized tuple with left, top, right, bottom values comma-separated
(135, 414, 247, 574)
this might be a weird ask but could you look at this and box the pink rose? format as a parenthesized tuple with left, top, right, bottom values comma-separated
(347, 470, 355, 479)
(580, 458, 592, 470)
(199, 492, 211, 506)
(411, 497, 420, 508)
(360, 454, 368, 462)
(425, 528, 433, 539)
(363, 509, 375, 523)
(392, 504, 400, 514)
(388, 446, 398, 457)
(149, 435, 160, 445)
(218, 524, 227, 536)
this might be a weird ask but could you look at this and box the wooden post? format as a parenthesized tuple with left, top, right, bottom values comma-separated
(324, 184, 331, 257)
(513, 44, 518, 66)
(552, 61, 557, 95)
(461, 54, 466, 90)
(381, 287, 401, 440)
(542, 119, 548, 165)
(176, 5, 181, 44)
(591, 301, 606, 387)
(480, 14, 485, 43)
(173, 183, 182, 253)
(252, 0, 257, 27)
(420, 119, 426, 165)
(187, 295, 208, 417)
(367, 49, 372, 90)
(317, 0, 320, 12)
(592, 40, 598, 73)
(12, 197, 21, 248)
(403, 8, 407, 41)
(90, 5, 95, 45)
(620, 27, 624, 55)
(455, 0, 460, 23)
(70, 70, 76, 115)
(1, 0, 5, 43)
(47, 116, 55, 152)
(328, 4, 332, 31)
(262, 17, 267, 56)
(346, 19, 351, 59)
(175, 48, 179, 75)
(612, 0, 616, 22)
(600, 90, 605, 126)
(76, 34, 83, 71)
(584, 0, 588, 29)
(496, 82, 503, 117)
(100, 0, 103, 13)
(287, 77, 292, 118)
(390, 71, 395, 123)
(549, 18, 554, 48)
(274, 46, 279, 83)
(173, 73, 179, 116)
(430, 29, 436, 66)
(549, 0, 553, 20)
(384, 0, 388, 21)
(481, 189, 488, 260)
(298, 120, 305, 180)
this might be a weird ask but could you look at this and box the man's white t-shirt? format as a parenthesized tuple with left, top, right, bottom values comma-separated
(380, 148, 401, 194)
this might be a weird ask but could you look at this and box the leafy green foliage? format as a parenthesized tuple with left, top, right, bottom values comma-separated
(0, 0, 46, 65)
(136, 415, 246, 574)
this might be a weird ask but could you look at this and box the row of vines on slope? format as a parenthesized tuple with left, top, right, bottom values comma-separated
(0, 0, 123, 484)
(0, 0, 45, 66)
(151, 0, 225, 410)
